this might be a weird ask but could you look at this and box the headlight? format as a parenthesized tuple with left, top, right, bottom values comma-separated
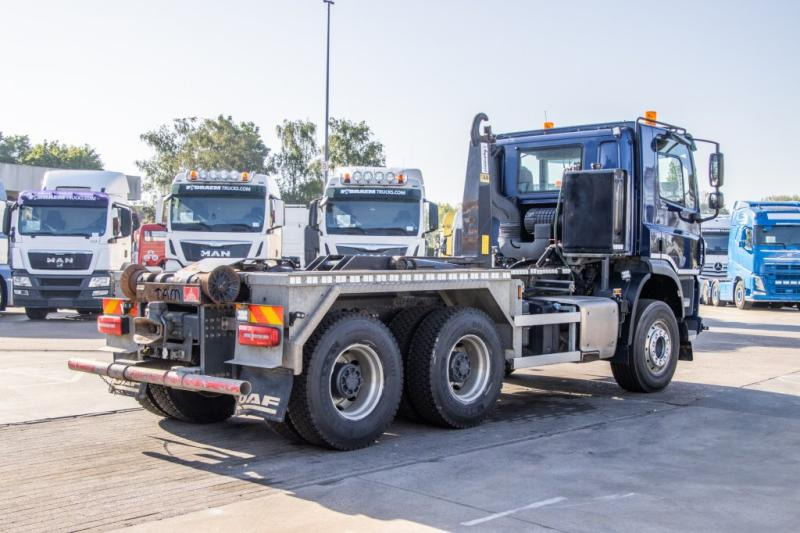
(13, 275, 31, 287)
(353, 171, 362, 183)
(386, 172, 395, 183)
(364, 171, 373, 183)
(753, 276, 765, 292)
(89, 276, 111, 288)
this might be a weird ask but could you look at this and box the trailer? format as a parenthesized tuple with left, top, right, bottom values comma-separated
(69, 111, 725, 450)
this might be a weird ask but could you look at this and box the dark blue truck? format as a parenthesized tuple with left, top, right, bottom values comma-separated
(71, 111, 726, 450)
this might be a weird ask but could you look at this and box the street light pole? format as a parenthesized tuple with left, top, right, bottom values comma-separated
(323, 0, 334, 182)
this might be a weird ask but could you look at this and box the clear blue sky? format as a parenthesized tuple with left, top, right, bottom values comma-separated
(2, 0, 798, 205)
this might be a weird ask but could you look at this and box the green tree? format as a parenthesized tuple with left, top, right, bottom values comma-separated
(327, 118, 385, 168)
(762, 194, 800, 202)
(0, 133, 31, 164)
(137, 115, 271, 193)
(20, 140, 103, 170)
(271, 119, 322, 204)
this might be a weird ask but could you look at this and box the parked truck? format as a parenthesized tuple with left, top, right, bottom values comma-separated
(69, 111, 724, 450)
(305, 166, 438, 264)
(6, 171, 139, 319)
(699, 214, 730, 305)
(0, 182, 10, 311)
(712, 201, 800, 309)
(158, 170, 285, 271)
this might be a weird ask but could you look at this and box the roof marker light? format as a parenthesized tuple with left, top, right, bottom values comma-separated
(241, 171, 250, 182)
(644, 110, 657, 125)
(188, 170, 199, 181)
(543, 121, 554, 129)
(343, 172, 351, 184)
(397, 173, 406, 184)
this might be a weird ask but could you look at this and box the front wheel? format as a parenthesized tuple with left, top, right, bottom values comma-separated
(711, 281, 723, 307)
(25, 308, 49, 320)
(406, 307, 504, 428)
(611, 299, 679, 393)
(734, 280, 752, 310)
(289, 312, 403, 450)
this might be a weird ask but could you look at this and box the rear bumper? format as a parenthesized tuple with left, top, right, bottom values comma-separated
(11, 270, 110, 310)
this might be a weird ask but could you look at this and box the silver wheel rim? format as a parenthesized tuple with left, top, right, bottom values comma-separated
(328, 343, 384, 421)
(644, 319, 672, 375)
(736, 284, 744, 305)
(446, 334, 491, 404)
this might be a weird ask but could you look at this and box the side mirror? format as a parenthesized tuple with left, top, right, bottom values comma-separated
(132, 212, 141, 232)
(155, 196, 165, 225)
(709, 152, 724, 188)
(427, 202, 439, 232)
(1, 203, 10, 236)
(707, 191, 725, 211)
(270, 198, 285, 228)
(112, 217, 121, 237)
(308, 199, 320, 228)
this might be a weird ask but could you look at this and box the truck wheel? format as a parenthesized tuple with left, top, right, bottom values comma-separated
(699, 281, 709, 305)
(406, 307, 504, 428)
(149, 384, 236, 424)
(25, 308, 49, 320)
(734, 280, 751, 310)
(265, 412, 307, 444)
(136, 383, 169, 417)
(289, 312, 403, 450)
(388, 306, 439, 421)
(611, 299, 679, 393)
(711, 281, 723, 307)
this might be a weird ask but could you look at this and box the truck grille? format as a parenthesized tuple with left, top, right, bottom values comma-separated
(28, 252, 92, 270)
(40, 290, 82, 299)
(180, 242, 251, 262)
(39, 278, 83, 287)
(700, 263, 726, 277)
(766, 264, 800, 295)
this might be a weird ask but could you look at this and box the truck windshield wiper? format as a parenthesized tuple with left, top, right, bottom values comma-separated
(176, 222, 211, 231)
(219, 223, 260, 231)
(336, 227, 367, 234)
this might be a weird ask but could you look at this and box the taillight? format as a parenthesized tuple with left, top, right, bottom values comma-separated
(238, 324, 281, 347)
(97, 315, 125, 336)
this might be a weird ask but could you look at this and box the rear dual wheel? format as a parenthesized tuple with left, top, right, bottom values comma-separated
(289, 312, 403, 450)
(406, 308, 505, 428)
(136, 383, 236, 424)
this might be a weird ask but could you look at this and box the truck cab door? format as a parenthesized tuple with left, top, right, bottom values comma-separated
(109, 205, 133, 268)
(640, 124, 702, 276)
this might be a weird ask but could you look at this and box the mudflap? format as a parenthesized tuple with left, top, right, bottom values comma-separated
(236, 367, 293, 422)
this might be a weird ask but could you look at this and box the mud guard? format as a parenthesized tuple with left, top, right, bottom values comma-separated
(236, 366, 293, 422)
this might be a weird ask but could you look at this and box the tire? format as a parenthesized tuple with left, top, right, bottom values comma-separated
(734, 279, 751, 310)
(77, 309, 96, 316)
(265, 412, 308, 444)
(711, 281, 723, 307)
(149, 384, 235, 423)
(25, 308, 49, 320)
(611, 299, 679, 393)
(136, 383, 170, 417)
(406, 307, 505, 429)
(289, 312, 403, 450)
(699, 281, 709, 305)
(388, 306, 439, 421)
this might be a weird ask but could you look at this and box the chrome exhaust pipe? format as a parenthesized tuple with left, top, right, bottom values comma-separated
(67, 358, 251, 396)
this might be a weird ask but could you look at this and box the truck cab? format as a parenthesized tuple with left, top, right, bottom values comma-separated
(160, 170, 285, 271)
(8, 170, 139, 319)
(0, 182, 10, 311)
(717, 202, 800, 309)
(306, 167, 438, 262)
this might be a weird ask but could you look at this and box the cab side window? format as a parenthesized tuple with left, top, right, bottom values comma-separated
(742, 227, 753, 251)
(656, 138, 697, 210)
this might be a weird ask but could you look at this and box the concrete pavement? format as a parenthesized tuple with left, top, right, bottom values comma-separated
(0, 305, 799, 532)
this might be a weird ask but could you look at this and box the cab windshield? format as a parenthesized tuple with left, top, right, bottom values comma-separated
(756, 225, 800, 247)
(703, 232, 729, 255)
(325, 188, 421, 236)
(18, 204, 108, 237)
(170, 184, 266, 233)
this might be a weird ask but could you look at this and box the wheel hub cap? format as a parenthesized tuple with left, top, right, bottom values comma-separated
(333, 363, 362, 399)
(645, 320, 672, 374)
(449, 350, 471, 383)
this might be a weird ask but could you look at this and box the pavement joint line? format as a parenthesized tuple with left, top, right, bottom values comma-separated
(741, 368, 800, 389)
(0, 407, 143, 428)
(461, 496, 567, 527)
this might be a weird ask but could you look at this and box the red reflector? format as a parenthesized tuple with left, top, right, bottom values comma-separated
(238, 324, 280, 347)
(183, 286, 200, 303)
(97, 315, 123, 336)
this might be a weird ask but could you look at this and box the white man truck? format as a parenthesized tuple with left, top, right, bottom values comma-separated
(7, 170, 139, 319)
(305, 167, 438, 264)
(159, 170, 285, 271)
(0, 182, 10, 311)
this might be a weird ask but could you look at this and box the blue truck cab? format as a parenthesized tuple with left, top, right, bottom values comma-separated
(0, 181, 10, 310)
(716, 201, 800, 309)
